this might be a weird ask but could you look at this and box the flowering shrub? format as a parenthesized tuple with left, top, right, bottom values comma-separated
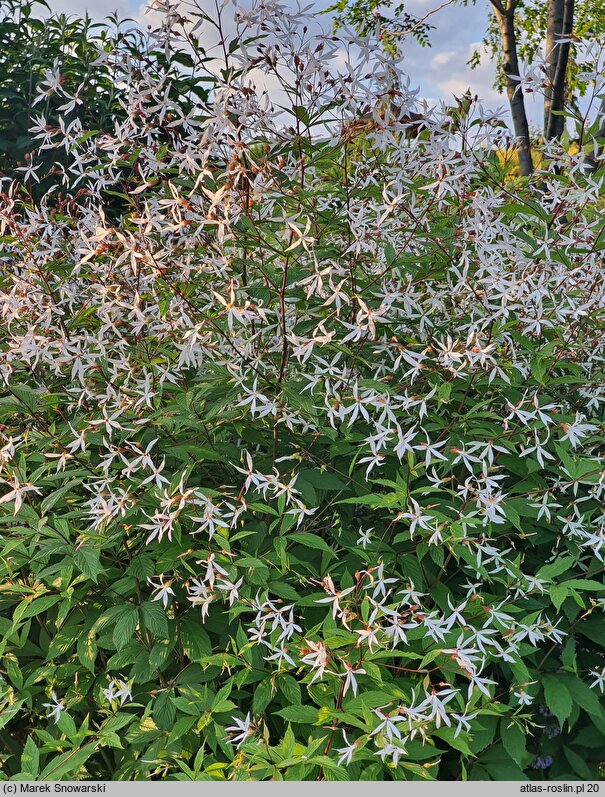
(1, 0, 605, 781)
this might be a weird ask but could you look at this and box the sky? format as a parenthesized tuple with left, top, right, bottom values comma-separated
(45, 0, 546, 129)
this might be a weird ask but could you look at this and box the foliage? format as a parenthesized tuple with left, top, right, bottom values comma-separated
(0, 0, 125, 181)
(324, 0, 433, 56)
(0, 0, 210, 202)
(0, 0, 605, 782)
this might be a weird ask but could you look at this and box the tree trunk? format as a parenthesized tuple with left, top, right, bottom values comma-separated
(492, 0, 534, 176)
(545, 0, 574, 141)
(543, 0, 564, 136)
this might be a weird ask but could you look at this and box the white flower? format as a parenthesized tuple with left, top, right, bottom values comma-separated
(335, 731, 358, 766)
(225, 713, 253, 749)
(103, 678, 133, 705)
(263, 644, 296, 670)
(374, 739, 408, 765)
(315, 576, 355, 620)
(513, 685, 536, 706)
(560, 413, 597, 449)
(362, 561, 398, 600)
(418, 687, 458, 728)
(467, 670, 497, 699)
(355, 621, 381, 652)
(0, 435, 20, 463)
(216, 575, 244, 606)
(589, 666, 605, 693)
(370, 707, 403, 742)
(300, 639, 329, 683)
(530, 493, 562, 523)
(43, 691, 65, 724)
(148, 575, 175, 608)
(340, 660, 366, 696)
(0, 477, 42, 515)
(450, 711, 478, 738)
(285, 218, 316, 252)
(186, 578, 213, 620)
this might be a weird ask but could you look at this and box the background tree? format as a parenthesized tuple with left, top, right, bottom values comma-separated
(0, 0, 127, 180)
(326, 0, 435, 55)
(330, 0, 605, 176)
(476, 0, 605, 170)
(487, 0, 534, 175)
(0, 0, 211, 201)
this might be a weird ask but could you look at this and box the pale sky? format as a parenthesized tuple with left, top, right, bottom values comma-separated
(46, 0, 547, 129)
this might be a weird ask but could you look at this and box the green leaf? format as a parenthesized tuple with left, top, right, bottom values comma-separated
(576, 617, 605, 647)
(563, 675, 605, 731)
(76, 629, 97, 673)
(287, 531, 334, 555)
(140, 601, 169, 639)
(39, 744, 97, 780)
(278, 674, 301, 705)
(73, 547, 104, 582)
(336, 493, 400, 509)
(47, 625, 82, 660)
(542, 675, 573, 728)
(129, 555, 155, 581)
(41, 478, 83, 514)
(563, 745, 593, 779)
(112, 606, 139, 651)
(298, 469, 347, 491)
(434, 726, 473, 756)
(102, 714, 135, 734)
(149, 638, 173, 670)
(549, 584, 569, 611)
(564, 579, 604, 591)
(275, 705, 318, 724)
(537, 556, 575, 581)
(153, 689, 176, 730)
(166, 443, 223, 462)
(253, 678, 274, 714)
(168, 715, 197, 745)
(479, 744, 527, 781)
(267, 580, 301, 600)
(10, 384, 39, 414)
(179, 616, 212, 660)
(125, 717, 162, 745)
(4, 653, 23, 689)
(501, 721, 526, 767)
(21, 736, 40, 776)
(561, 636, 577, 671)
(14, 594, 61, 623)
(530, 355, 548, 384)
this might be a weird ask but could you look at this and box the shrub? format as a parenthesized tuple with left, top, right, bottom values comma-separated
(0, 0, 604, 781)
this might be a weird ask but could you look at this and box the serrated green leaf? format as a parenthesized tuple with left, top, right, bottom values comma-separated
(287, 531, 334, 555)
(21, 736, 39, 776)
(39, 744, 97, 780)
(275, 705, 318, 724)
(501, 721, 526, 767)
(73, 547, 104, 582)
(140, 601, 168, 638)
(537, 556, 576, 581)
(153, 689, 176, 730)
(542, 675, 573, 728)
(112, 606, 138, 651)
(76, 629, 97, 673)
(179, 616, 212, 660)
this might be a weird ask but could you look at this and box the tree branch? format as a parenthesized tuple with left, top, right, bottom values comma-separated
(488, 0, 505, 16)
